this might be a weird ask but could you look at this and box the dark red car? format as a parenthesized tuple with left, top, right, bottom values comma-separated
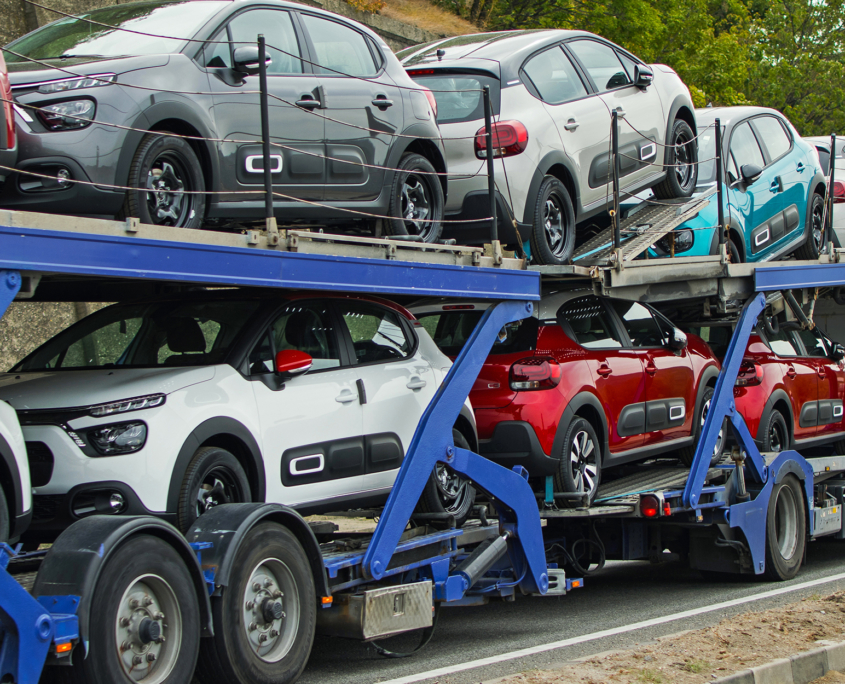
(0, 50, 16, 182)
(413, 292, 721, 502)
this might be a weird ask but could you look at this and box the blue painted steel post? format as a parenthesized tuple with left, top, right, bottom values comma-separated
(363, 301, 549, 595)
(0, 270, 21, 320)
(683, 293, 768, 508)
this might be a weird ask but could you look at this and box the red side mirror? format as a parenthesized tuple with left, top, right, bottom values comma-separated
(275, 349, 312, 376)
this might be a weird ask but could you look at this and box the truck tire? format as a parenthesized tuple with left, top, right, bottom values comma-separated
(177, 446, 251, 533)
(60, 535, 200, 684)
(529, 176, 575, 266)
(385, 153, 444, 243)
(761, 410, 789, 453)
(196, 522, 316, 684)
(652, 119, 698, 199)
(679, 387, 724, 467)
(417, 429, 476, 527)
(0, 485, 8, 544)
(793, 193, 826, 261)
(764, 475, 806, 581)
(553, 417, 601, 505)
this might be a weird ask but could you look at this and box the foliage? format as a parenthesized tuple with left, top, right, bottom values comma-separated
(345, 0, 386, 13)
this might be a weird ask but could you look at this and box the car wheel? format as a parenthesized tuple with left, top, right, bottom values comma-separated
(652, 119, 698, 199)
(386, 153, 444, 243)
(761, 410, 789, 453)
(177, 446, 251, 533)
(729, 238, 743, 263)
(418, 429, 476, 527)
(764, 475, 805, 581)
(794, 193, 826, 260)
(61, 535, 201, 684)
(679, 387, 725, 467)
(124, 132, 206, 230)
(0, 485, 8, 544)
(196, 523, 316, 684)
(553, 417, 601, 505)
(529, 176, 575, 266)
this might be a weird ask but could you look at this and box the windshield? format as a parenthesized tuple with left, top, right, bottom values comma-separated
(12, 299, 261, 371)
(6, 0, 227, 62)
(417, 310, 537, 357)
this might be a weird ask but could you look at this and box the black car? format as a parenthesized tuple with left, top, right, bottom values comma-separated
(2, 0, 446, 240)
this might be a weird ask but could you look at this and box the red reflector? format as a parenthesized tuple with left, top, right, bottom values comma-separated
(640, 494, 660, 518)
(509, 357, 561, 390)
(408, 69, 436, 75)
(55, 642, 72, 654)
(735, 359, 763, 386)
(663, 503, 672, 516)
(475, 120, 529, 159)
(443, 304, 475, 310)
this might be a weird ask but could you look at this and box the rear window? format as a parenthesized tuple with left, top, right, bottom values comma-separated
(417, 311, 537, 356)
(407, 72, 500, 124)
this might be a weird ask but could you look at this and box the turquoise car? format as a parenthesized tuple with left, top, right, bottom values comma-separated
(648, 107, 826, 262)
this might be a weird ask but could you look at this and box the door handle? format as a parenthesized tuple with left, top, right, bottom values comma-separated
(597, 364, 612, 377)
(615, 107, 626, 118)
(770, 177, 782, 193)
(818, 366, 827, 378)
(296, 97, 321, 109)
(372, 95, 394, 109)
(786, 366, 797, 378)
(645, 362, 657, 376)
(335, 389, 356, 403)
(797, 162, 805, 173)
(564, 118, 579, 131)
(406, 377, 427, 390)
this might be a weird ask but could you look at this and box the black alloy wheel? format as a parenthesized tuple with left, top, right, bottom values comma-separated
(762, 410, 789, 454)
(177, 446, 251, 532)
(795, 193, 826, 260)
(386, 153, 444, 243)
(530, 176, 576, 266)
(418, 429, 476, 527)
(653, 119, 698, 199)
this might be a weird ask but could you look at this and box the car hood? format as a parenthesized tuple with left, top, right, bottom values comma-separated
(9, 54, 170, 86)
(0, 366, 215, 410)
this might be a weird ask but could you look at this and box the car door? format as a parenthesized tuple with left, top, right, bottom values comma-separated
(566, 39, 664, 196)
(727, 120, 784, 259)
(335, 300, 436, 481)
(248, 300, 366, 509)
(299, 13, 404, 202)
(556, 295, 645, 453)
(750, 115, 805, 252)
(609, 300, 694, 445)
(795, 328, 844, 440)
(203, 8, 326, 203)
(521, 45, 611, 210)
(764, 326, 817, 442)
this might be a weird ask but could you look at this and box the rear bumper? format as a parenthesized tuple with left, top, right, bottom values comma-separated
(479, 420, 559, 478)
(442, 189, 528, 247)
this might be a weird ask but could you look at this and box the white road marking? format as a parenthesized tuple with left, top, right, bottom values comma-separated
(379, 571, 845, 684)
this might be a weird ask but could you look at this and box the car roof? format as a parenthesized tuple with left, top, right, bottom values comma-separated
(694, 106, 786, 128)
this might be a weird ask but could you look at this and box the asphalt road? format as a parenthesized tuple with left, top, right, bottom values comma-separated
(299, 538, 845, 684)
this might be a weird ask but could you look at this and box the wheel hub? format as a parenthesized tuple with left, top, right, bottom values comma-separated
(544, 198, 564, 256)
(570, 430, 597, 495)
(242, 559, 299, 663)
(401, 175, 433, 238)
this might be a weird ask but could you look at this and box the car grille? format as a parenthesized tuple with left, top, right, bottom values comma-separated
(25, 441, 54, 487)
(32, 494, 64, 523)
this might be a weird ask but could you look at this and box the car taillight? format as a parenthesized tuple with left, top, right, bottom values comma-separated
(833, 179, 845, 203)
(509, 357, 560, 390)
(421, 87, 437, 119)
(475, 120, 529, 159)
(0, 52, 13, 151)
(735, 360, 763, 386)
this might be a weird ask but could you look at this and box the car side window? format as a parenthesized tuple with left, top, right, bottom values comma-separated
(338, 303, 412, 363)
(617, 52, 639, 80)
(765, 326, 799, 357)
(795, 328, 828, 358)
(568, 40, 632, 91)
(522, 47, 588, 105)
(751, 116, 792, 163)
(609, 300, 664, 348)
(228, 9, 303, 74)
(730, 121, 766, 172)
(557, 296, 622, 349)
(300, 14, 378, 77)
(249, 302, 340, 374)
(203, 29, 232, 69)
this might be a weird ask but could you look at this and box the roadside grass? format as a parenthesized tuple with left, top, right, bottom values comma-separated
(381, 0, 478, 37)
(636, 669, 664, 683)
(684, 659, 708, 673)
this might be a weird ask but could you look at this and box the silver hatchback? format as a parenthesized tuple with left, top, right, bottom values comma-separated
(399, 30, 698, 264)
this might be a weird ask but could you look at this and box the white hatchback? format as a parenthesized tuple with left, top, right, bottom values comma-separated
(0, 292, 477, 540)
(0, 398, 30, 543)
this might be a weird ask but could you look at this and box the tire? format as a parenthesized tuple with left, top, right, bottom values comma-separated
(418, 429, 476, 527)
(61, 535, 200, 684)
(196, 522, 316, 684)
(529, 176, 576, 266)
(763, 310, 780, 337)
(794, 193, 826, 261)
(0, 485, 9, 544)
(386, 153, 444, 243)
(553, 417, 601, 504)
(833, 436, 845, 455)
(679, 387, 725, 467)
(761, 410, 789, 453)
(652, 119, 698, 199)
(123, 133, 206, 229)
(177, 446, 251, 533)
(764, 474, 806, 581)
(729, 238, 743, 264)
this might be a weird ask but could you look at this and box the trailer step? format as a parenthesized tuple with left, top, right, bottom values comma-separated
(572, 190, 715, 266)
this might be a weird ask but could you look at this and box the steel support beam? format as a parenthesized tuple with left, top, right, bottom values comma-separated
(0, 270, 20, 321)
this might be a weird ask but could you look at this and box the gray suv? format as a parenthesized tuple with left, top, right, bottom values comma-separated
(3, 0, 446, 240)
(399, 31, 698, 263)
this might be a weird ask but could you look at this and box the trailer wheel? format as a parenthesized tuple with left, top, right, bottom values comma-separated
(196, 522, 315, 684)
(764, 475, 806, 581)
(61, 535, 200, 684)
(417, 429, 476, 527)
(679, 387, 725, 467)
(177, 446, 251, 532)
(553, 417, 601, 505)
(529, 176, 575, 266)
(761, 410, 789, 453)
(652, 119, 698, 199)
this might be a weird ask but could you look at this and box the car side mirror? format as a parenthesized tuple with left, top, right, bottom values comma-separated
(634, 65, 653, 88)
(233, 46, 271, 75)
(667, 327, 688, 352)
(275, 349, 312, 376)
(740, 163, 763, 185)
(832, 343, 845, 363)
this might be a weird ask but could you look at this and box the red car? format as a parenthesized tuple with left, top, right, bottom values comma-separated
(412, 292, 721, 502)
(0, 50, 16, 182)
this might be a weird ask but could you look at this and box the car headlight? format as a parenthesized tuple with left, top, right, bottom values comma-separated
(89, 393, 165, 417)
(655, 229, 694, 255)
(37, 73, 116, 93)
(88, 421, 147, 456)
(37, 99, 96, 131)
